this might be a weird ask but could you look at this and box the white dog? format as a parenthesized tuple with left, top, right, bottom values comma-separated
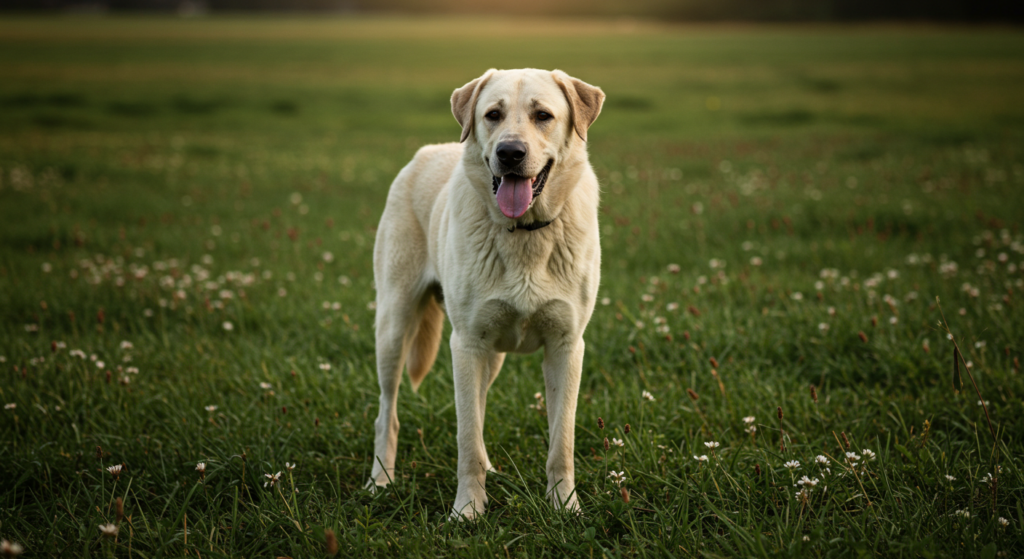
(368, 68, 605, 519)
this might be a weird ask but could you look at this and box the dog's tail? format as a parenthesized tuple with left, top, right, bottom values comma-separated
(407, 295, 444, 392)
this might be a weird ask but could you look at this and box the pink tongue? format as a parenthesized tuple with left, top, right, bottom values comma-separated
(495, 175, 535, 219)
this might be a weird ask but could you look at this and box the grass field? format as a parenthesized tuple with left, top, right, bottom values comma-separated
(2, 16, 1024, 557)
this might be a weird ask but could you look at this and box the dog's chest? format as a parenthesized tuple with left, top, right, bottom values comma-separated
(446, 233, 593, 354)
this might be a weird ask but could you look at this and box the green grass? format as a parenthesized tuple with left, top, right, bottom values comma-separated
(2, 16, 1024, 558)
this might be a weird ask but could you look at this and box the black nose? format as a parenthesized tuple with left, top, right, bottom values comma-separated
(496, 141, 527, 166)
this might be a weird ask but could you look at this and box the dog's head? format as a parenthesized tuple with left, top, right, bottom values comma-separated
(452, 69, 605, 223)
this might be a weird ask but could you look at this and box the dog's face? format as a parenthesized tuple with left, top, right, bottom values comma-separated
(452, 69, 605, 222)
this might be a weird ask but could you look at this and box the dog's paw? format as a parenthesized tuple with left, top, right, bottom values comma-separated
(364, 476, 389, 493)
(548, 485, 580, 513)
(450, 489, 487, 521)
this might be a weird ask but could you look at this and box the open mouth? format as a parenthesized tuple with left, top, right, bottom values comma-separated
(491, 160, 553, 219)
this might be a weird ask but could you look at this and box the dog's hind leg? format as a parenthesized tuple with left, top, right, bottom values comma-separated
(367, 210, 432, 490)
(367, 294, 418, 490)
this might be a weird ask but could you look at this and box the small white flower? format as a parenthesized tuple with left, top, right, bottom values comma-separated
(818, 322, 829, 332)
(611, 438, 624, 447)
(795, 476, 819, 487)
(4, 403, 15, 410)
(666, 302, 679, 312)
(264, 471, 282, 487)
(998, 517, 1010, 527)
(1, 539, 25, 556)
(126, 366, 139, 374)
(318, 363, 331, 371)
(98, 523, 119, 537)
(222, 321, 234, 331)
(861, 449, 876, 461)
(889, 316, 898, 325)
(196, 462, 207, 473)
(945, 474, 956, 482)
(745, 425, 756, 434)
(815, 455, 829, 465)
(107, 464, 123, 476)
(95, 361, 105, 369)
(704, 441, 720, 449)
(635, 320, 645, 329)
(641, 294, 654, 302)
(953, 509, 970, 518)
(205, 405, 217, 412)
(845, 452, 860, 463)
(791, 292, 803, 301)
(802, 535, 810, 542)
(977, 400, 989, 406)
(119, 340, 134, 351)
(784, 460, 800, 470)
(608, 470, 626, 486)
(795, 488, 810, 500)
(600, 297, 611, 306)
(322, 251, 334, 263)
(693, 455, 708, 462)
(259, 382, 272, 390)
(285, 462, 296, 471)
(277, 288, 288, 297)
(742, 416, 755, 424)
(642, 390, 655, 402)
(667, 263, 680, 274)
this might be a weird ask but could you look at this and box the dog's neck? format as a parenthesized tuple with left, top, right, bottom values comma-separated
(507, 219, 552, 233)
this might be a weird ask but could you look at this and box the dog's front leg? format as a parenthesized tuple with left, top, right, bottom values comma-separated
(450, 331, 492, 520)
(543, 337, 584, 512)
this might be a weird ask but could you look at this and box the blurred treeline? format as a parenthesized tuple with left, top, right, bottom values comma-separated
(5, 0, 1022, 21)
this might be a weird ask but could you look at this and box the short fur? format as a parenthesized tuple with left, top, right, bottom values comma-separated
(368, 68, 605, 520)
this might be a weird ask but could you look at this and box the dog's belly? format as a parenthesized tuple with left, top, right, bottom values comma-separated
(468, 297, 577, 354)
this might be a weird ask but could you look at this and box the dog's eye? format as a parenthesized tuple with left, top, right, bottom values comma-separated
(485, 110, 501, 121)
(536, 111, 552, 122)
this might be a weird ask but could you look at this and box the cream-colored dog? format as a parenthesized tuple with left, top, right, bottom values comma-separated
(368, 68, 605, 520)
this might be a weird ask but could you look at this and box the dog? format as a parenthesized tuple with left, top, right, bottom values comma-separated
(368, 68, 605, 519)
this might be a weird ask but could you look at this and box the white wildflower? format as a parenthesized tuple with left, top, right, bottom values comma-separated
(264, 471, 282, 487)
(784, 460, 800, 470)
(611, 438, 624, 447)
(1, 539, 25, 556)
(608, 470, 626, 486)
(795, 476, 819, 487)
(704, 441, 720, 449)
(205, 405, 217, 412)
(642, 390, 655, 402)
(693, 455, 708, 462)
(98, 524, 119, 537)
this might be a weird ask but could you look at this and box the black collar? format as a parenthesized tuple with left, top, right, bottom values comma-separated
(508, 220, 552, 233)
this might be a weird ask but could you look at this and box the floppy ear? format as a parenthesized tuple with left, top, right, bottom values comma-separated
(552, 70, 605, 142)
(451, 69, 496, 143)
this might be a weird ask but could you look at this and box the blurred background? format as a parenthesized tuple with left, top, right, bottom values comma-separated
(3, 0, 1022, 20)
